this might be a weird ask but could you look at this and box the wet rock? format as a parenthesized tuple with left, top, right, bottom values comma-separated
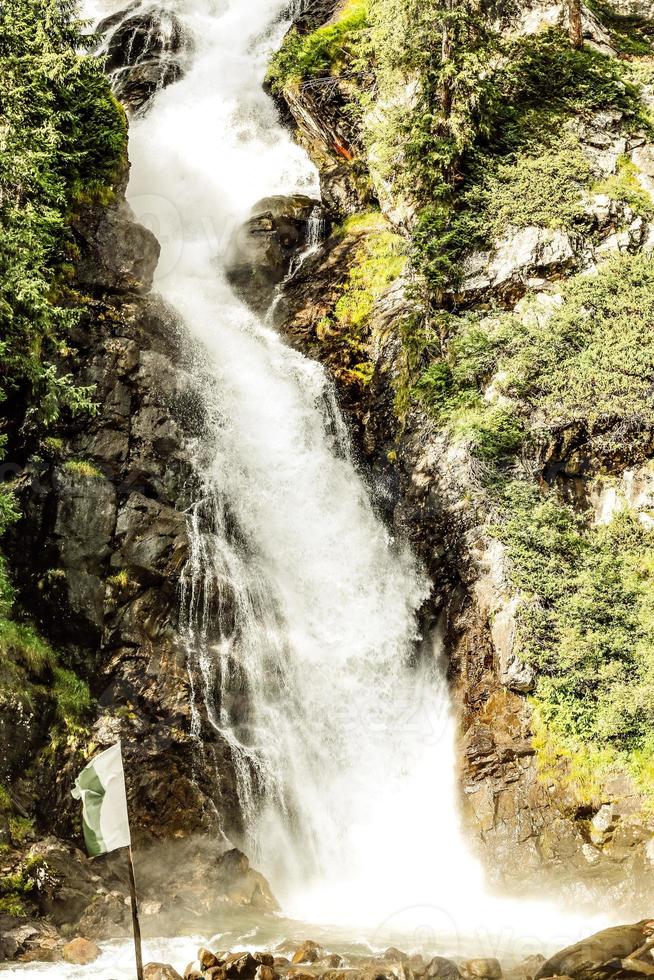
(185, 963, 204, 980)
(98, 6, 192, 114)
(536, 923, 654, 980)
(256, 954, 276, 967)
(27, 838, 100, 929)
(62, 937, 102, 965)
(225, 195, 324, 315)
(461, 961, 502, 980)
(256, 966, 277, 980)
(0, 917, 41, 961)
(322, 955, 345, 969)
(384, 950, 409, 963)
(145, 966, 184, 980)
(201, 949, 221, 970)
(292, 941, 323, 965)
(19, 946, 62, 963)
(424, 957, 461, 980)
(225, 952, 261, 980)
(272, 82, 367, 217)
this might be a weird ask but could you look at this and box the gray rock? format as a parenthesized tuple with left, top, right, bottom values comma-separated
(458, 226, 585, 301)
(424, 957, 461, 980)
(72, 199, 160, 294)
(225, 195, 324, 315)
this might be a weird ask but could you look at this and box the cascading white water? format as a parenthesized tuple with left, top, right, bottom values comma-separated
(85, 0, 610, 956)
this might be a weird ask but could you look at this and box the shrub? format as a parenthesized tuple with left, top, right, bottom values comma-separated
(267, 0, 368, 91)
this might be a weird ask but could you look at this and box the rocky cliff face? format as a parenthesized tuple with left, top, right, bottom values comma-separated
(259, 0, 654, 912)
(0, 119, 272, 965)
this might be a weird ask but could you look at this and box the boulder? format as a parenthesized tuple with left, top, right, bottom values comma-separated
(255, 967, 277, 980)
(256, 954, 276, 966)
(384, 949, 409, 963)
(424, 957, 461, 980)
(292, 941, 323, 965)
(185, 963, 204, 980)
(145, 965, 184, 980)
(72, 198, 160, 295)
(97, 6, 192, 114)
(62, 937, 102, 965)
(322, 954, 345, 968)
(200, 948, 221, 970)
(225, 196, 325, 315)
(461, 961, 502, 980)
(224, 952, 261, 980)
(536, 923, 654, 980)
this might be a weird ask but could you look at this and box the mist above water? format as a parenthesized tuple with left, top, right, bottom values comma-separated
(82, 0, 610, 954)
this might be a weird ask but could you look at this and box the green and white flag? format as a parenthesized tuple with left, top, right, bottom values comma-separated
(72, 742, 131, 857)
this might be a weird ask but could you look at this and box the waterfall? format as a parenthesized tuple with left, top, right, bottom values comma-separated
(85, 0, 604, 950)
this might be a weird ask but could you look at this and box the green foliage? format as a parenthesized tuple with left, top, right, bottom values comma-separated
(0, 554, 91, 728)
(415, 254, 654, 457)
(492, 481, 654, 798)
(593, 156, 654, 219)
(334, 213, 407, 329)
(585, 0, 654, 55)
(462, 135, 595, 245)
(0, 0, 127, 432)
(267, 0, 368, 91)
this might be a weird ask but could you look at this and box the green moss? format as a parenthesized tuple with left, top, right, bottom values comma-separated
(40, 436, 65, 458)
(52, 668, 92, 730)
(267, 0, 368, 92)
(334, 220, 407, 329)
(108, 569, 131, 590)
(63, 459, 103, 480)
(0, 855, 46, 918)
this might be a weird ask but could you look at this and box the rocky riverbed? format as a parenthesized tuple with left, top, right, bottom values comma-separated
(8, 921, 654, 980)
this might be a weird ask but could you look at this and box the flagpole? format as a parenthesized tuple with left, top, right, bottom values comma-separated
(127, 845, 144, 980)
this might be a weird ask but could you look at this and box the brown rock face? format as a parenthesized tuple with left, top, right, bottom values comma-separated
(62, 937, 101, 964)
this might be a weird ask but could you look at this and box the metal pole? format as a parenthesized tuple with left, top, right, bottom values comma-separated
(127, 845, 144, 980)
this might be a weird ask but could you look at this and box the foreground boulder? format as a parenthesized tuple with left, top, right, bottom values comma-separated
(536, 922, 654, 980)
(145, 965, 183, 980)
(62, 937, 101, 965)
